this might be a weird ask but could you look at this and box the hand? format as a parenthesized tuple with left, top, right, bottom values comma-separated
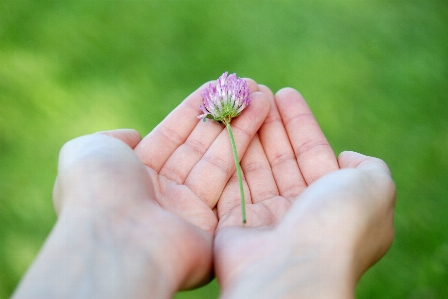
(14, 130, 212, 298)
(13, 80, 271, 299)
(214, 87, 396, 298)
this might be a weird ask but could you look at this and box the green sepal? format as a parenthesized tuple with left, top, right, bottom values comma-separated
(203, 114, 217, 122)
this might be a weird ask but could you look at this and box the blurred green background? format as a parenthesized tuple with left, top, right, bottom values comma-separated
(1, 0, 447, 298)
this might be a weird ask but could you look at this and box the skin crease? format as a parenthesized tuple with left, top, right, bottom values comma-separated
(12, 81, 395, 299)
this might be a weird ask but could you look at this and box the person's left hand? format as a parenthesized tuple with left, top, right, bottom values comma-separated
(51, 80, 270, 293)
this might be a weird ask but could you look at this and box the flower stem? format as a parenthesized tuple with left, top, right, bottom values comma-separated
(226, 122, 246, 225)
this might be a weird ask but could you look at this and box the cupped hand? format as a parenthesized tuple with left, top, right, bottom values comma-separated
(53, 80, 270, 292)
(214, 87, 396, 298)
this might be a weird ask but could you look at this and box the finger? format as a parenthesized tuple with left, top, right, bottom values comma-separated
(54, 134, 153, 215)
(159, 118, 223, 184)
(159, 78, 261, 184)
(242, 78, 259, 94)
(240, 134, 279, 203)
(338, 152, 396, 270)
(258, 85, 307, 199)
(96, 129, 142, 149)
(338, 151, 396, 206)
(185, 91, 270, 208)
(279, 165, 396, 249)
(338, 151, 392, 175)
(275, 88, 338, 185)
(134, 82, 211, 172)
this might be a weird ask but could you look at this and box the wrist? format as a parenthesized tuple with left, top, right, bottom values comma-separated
(63, 203, 214, 292)
(13, 205, 180, 299)
(218, 228, 356, 299)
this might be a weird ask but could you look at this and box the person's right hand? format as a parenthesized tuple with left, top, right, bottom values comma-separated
(214, 87, 396, 298)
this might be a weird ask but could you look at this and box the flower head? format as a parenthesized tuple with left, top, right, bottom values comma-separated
(198, 72, 250, 125)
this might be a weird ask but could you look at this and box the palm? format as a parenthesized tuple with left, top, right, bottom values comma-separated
(134, 81, 270, 234)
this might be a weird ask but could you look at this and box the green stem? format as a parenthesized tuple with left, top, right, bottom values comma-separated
(226, 122, 246, 225)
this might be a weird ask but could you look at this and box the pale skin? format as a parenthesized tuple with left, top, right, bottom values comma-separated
(12, 81, 395, 299)
(215, 86, 396, 298)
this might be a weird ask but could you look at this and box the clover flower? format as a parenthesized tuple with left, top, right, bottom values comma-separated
(199, 72, 250, 225)
(198, 72, 250, 125)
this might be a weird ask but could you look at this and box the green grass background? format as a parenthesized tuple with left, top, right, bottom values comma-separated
(1, 0, 447, 298)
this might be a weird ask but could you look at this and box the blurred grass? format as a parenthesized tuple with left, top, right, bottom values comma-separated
(1, 0, 447, 298)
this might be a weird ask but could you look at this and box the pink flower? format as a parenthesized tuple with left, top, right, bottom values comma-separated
(198, 72, 250, 125)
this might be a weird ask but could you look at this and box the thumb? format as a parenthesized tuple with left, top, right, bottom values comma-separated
(53, 133, 151, 216)
(338, 151, 392, 176)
